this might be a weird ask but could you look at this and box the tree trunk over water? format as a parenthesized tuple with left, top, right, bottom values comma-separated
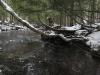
(0, 0, 46, 35)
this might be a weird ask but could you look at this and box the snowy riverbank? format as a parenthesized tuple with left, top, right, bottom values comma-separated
(0, 21, 29, 32)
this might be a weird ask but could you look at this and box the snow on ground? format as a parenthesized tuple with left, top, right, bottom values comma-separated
(86, 23, 100, 28)
(0, 20, 29, 31)
(0, 21, 2, 23)
(86, 31, 100, 51)
(61, 23, 81, 31)
(95, 23, 100, 25)
(52, 23, 60, 28)
(0, 25, 23, 31)
(49, 31, 55, 35)
(0, 24, 27, 31)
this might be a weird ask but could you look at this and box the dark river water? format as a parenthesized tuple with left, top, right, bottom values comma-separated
(0, 30, 42, 57)
(0, 30, 45, 75)
(0, 30, 100, 75)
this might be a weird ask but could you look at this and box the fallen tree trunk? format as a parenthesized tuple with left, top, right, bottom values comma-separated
(0, 0, 47, 35)
(0, 0, 88, 43)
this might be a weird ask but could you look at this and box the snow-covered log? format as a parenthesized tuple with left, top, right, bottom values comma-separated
(0, 0, 46, 35)
(61, 24, 81, 31)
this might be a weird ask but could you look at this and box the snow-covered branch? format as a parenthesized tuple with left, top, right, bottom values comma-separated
(0, 0, 46, 35)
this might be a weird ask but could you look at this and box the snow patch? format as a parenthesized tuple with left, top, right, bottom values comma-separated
(0, 69, 2, 72)
(95, 23, 100, 25)
(86, 31, 100, 51)
(49, 31, 55, 35)
(0, 21, 2, 23)
(61, 24, 81, 31)
(52, 23, 60, 28)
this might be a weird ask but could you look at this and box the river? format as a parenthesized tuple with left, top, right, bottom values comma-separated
(0, 30, 100, 75)
(0, 30, 42, 57)
(0, 30, 46, 75)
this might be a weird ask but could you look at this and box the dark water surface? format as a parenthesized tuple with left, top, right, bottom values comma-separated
(0, 30, 42, 57)
(0, 30, 100, 75)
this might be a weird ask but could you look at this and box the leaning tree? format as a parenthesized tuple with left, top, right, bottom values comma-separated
(0, 0, 75, 42)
